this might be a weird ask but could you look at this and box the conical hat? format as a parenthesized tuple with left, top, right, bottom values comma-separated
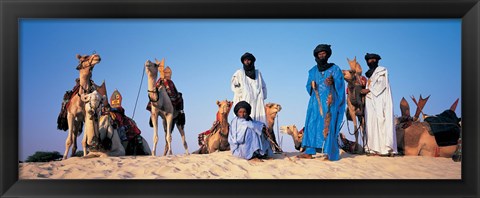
(110, 89, 123, 108)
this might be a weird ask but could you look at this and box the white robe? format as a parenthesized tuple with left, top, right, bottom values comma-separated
(231, 69, 267, 125)
(365, 66, 397, 155)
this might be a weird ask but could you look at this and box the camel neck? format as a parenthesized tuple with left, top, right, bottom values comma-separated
(147, 73, 158, 91)
(79, 72, 91, 94)
(266, 113, 276, 129)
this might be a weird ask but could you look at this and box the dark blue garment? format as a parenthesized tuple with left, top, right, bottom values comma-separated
(302, 64, 346, 161)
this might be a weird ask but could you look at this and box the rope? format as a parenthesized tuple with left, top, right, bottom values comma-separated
(131, 65, 146, 119)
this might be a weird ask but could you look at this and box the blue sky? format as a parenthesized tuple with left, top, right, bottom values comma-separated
(19, 19, 461, 160)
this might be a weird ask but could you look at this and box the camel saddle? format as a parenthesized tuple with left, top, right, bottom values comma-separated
(424, 110, 461, 146)
(197, 112, 223, 146)
(57, 83, 81, 131)
(110, 107, 141, 141)
(146, 78, 184, 111)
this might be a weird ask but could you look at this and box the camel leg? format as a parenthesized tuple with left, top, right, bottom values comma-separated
(82, 129, 88, 156)
(176, 124, 189, 155)
(162, 118, 168, 156)
(63, 114, 76, 159)
(164, 114, 173, 156)
(347, 100, 359, 145)
(151, 112, 159, 156)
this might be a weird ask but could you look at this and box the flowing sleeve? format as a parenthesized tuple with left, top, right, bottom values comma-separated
(305, 68, 314, 96)
(248, 120, 265, 136)
(229, 117, 246, 144)
(260, 71, 267, 100)
(231, 70, 243, 96)
(369, 70, 387, 97)
(333, 66, 346, 109)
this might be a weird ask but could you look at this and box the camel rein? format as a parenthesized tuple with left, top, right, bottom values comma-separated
(132, 65, 146, 119)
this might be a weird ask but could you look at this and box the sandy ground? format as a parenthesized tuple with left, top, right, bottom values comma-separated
(19, 151, 461, 179)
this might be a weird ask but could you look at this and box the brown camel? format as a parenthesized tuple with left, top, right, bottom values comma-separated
(145, 59, 189, 156)
(342, 57, 366, 153)
(193, 100, 233, 154)
(63, 53, 101, 159)
(280, 125, 357, 153)
(396, 97, 460, 157)
(279, 125, 304, 152)
(265, 103, 283, 153)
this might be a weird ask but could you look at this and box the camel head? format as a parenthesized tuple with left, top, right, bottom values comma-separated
(80, 90, 104, 146)
(265, 103, 282, 117)
(76, 53, 101, 71)
(280, 125, 304, 151)
(145, 59, 159, 79)
(216, 100, 233, 116)
(347, 57, 362, 75)
(342, 69, 355, 82)
(343, 57, 363, 82)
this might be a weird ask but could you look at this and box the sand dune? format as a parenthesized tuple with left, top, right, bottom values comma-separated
(19, 151, 461, 179)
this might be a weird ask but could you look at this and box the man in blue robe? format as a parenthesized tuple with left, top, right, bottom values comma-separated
(298, 44, 346, 161)
(228, 101, 273, 160)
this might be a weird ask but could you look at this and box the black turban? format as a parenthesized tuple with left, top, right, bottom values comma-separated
(234, 101, 252, 119)
(241, 52, 256, 63)
(365, 53, 382, 61)
(313, 44, 332, 59)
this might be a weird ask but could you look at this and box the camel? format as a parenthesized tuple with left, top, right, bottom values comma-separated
(342, 57, 366, 153)
(145, 59, 189, 156)
(279, 125, 304, 152)
(193, 100, 233, 154)
(280, 125, 360, 154)
(63, 53, 101, 159)
(80, 90, 151, 158)
(79, 90, 109, 157)
(265, 103, 283, 153)
(396, 97, 461, 157)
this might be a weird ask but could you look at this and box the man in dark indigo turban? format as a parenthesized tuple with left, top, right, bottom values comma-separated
(231, 52, 268, 125)
(362, 53, 397, 156)
(364, 53, 381, 78)
(299, 44, 346, 161)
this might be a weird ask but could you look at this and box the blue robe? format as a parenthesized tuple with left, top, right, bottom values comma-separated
(302, 64, 346, 161)
(228, 117, 273, 160)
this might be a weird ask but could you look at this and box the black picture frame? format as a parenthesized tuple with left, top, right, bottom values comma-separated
(1, 0, 478, 197)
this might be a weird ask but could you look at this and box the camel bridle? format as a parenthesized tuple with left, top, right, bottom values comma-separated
(76, 54, 99, 71)
(147, 63, 161, 103)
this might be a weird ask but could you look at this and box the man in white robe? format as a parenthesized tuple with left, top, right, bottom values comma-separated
(362, 53, 397, 156)
(231, 52, 267, 125)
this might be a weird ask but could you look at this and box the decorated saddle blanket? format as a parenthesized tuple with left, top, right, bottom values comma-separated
(197, 112, 222, 146)
(57, 84, 81, 131)
(146, 78, 184, 111)
(424, 110, 461, 147)
(110, 107, 141, 141)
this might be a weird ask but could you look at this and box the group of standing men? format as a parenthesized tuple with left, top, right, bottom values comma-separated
(228, 44, 397, 161)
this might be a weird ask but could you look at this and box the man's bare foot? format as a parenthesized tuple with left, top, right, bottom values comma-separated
(296, 153, 313, 159)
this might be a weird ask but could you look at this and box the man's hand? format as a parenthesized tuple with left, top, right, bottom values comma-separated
(361, 89, 370, 94)
(311, 81, 317, 90)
